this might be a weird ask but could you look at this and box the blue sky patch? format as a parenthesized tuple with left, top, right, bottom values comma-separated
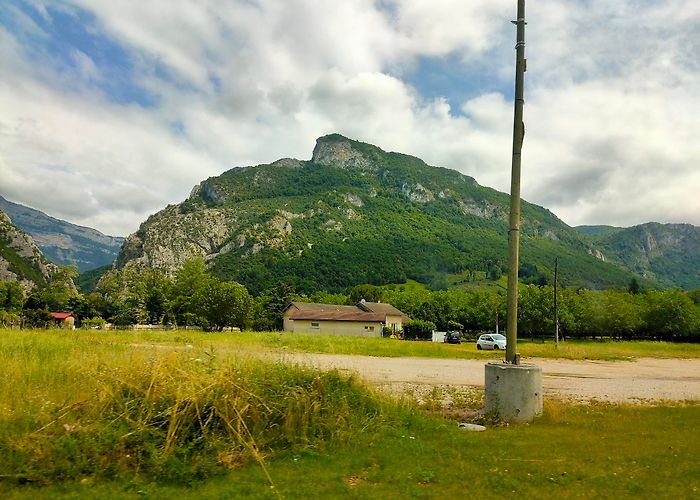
(403, 53, 512, 116)
(0, 1, 158, 107)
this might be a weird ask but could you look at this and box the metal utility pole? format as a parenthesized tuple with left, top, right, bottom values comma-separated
(554, 257, 559, 349)
(505, 0, 526, 364)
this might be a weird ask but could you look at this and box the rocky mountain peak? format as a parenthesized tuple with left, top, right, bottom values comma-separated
(311, 134, 376, 172)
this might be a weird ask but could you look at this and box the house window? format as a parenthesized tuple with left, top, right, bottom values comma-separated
(311, 322, 320, 329)
(364, 326, 375, 332)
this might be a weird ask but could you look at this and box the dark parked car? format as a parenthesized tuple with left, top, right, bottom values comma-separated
(444, 331, 461, 344)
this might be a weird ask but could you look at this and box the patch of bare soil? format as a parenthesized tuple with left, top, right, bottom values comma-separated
(280, 353, 700, 403)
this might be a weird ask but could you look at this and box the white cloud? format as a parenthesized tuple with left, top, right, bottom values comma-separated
(70, 49, 101, 81)
(0, 0, 698, 238)
(0, 73, 222, 234)
(385, 0, 512, 58)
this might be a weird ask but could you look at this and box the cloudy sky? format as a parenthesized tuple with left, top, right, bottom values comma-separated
(1, 0, 698, 236)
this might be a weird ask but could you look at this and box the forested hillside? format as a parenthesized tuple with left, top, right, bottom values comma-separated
(112, 134, 637, 294)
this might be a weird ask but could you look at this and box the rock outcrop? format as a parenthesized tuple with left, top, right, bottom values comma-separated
(0, 209, 59, 293)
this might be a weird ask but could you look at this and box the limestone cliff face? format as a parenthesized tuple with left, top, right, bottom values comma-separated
(114, 205, 235, 273)
(0, 209, 59, 293)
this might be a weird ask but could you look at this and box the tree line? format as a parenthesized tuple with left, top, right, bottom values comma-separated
(2, 259, 699, 341)
(373, 282, 700, 341)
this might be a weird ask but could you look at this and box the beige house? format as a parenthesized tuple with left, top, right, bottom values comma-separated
(283, 300, 409, 337)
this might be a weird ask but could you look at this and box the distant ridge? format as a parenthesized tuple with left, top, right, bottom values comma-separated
(0, 196, 124, 273)
(576, 222, 700, 289)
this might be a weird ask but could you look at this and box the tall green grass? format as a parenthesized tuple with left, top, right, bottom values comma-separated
(0, 330, 404, 484)
(126, 329, 700, 361)
(1, 330, 698, 498)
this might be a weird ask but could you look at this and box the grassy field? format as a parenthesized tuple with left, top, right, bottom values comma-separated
(1, 329, 698, 498)
(36, 328, 700, 361)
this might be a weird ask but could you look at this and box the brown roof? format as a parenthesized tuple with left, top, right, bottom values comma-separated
(356, 301, 408, 317)
(287, 310, 386, 322)
(284, 301, 409, 323)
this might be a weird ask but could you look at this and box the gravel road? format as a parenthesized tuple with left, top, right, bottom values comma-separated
(283, 353, 700, 403)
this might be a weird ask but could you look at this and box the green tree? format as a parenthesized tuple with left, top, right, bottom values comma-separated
(252, 282, 297, 331)
(195, 281, 252, 331)
(417, 292, 453, 330)
(170, 258, 215, 326)
(110, 300, 138, 327)
(66, 294, 95, 321)
(643, 290, 700, 340)
(600, 290, 644, 339)
(96, 265, 150, 324)
(518, 285, 554, 340)
(447, 320, 463, 331)
(575, 289, 606, 339)
(309, 290, 349, 305)
(22, 307, 52, 328)
(144, 270, 171, 324)
(0, 281, 24, 312)
(487, 261, 503, 281)
(349, 284, 384, 304)
(381, 282, 431, 322)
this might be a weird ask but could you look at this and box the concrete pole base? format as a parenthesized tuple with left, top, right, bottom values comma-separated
(485, 363, 543, 423)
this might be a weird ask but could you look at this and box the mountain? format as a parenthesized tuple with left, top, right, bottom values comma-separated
(574, 225, 624, 238)
(111, 134, 639, 295)
(74, 265, 111, 294)
(0, 196, 124, 273)
(575, 223, 700, 289)
(0, 208, 59, 293)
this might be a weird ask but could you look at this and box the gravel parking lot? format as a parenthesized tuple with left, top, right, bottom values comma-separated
(284, 353, 700, 403)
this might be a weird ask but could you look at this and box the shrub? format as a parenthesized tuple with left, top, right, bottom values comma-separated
(80, 316, 107, 329)
(403, 319, 436, 340)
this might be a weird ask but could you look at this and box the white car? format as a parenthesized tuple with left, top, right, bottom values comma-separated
(477, 334, 507, 350)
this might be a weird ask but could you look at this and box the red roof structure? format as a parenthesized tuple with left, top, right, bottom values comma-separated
(50, 312, 74, 320)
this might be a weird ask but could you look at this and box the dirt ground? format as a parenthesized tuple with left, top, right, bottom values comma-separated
(282, 353, 700, 403)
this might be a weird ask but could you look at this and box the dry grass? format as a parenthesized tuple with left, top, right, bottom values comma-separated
(0, 329, 401, 484)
